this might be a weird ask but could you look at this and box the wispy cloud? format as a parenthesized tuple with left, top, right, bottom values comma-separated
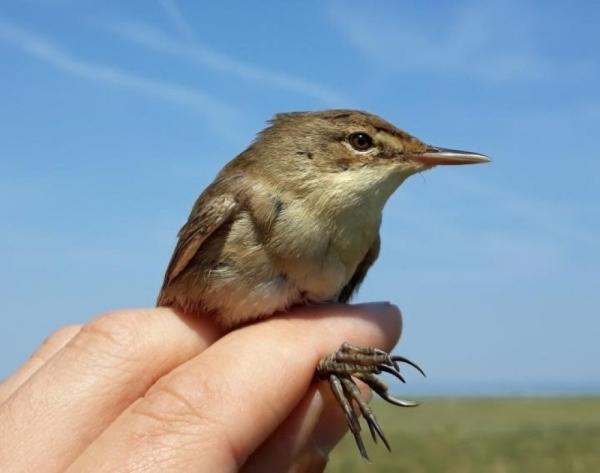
(107, 2, 348, 105)
(159, 0, 196, 42)
(0, 19, 238, 126)
(382, 171, 599, 287)
(329, 0, 584, 83)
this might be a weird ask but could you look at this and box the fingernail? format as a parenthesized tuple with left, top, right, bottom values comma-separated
(355, 301, 401, 315)
(355, 301, 392, 308)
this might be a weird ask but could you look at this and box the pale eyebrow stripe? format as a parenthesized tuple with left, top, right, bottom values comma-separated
(375, 130, 405, 150)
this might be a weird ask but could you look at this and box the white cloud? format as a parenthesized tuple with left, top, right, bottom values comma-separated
(159, 0, 196, 42)
(0, 19, 238, 127)
(380, 171, 599, 287)
(107, 7, 348, 105)
(330, 0, 562, 83)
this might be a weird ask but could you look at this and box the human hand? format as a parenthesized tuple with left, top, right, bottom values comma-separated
(0, 303, 401, 472)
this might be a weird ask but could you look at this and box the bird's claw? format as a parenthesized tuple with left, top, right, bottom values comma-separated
(316, 342, 425, 460)
(391, 355, 427, 377)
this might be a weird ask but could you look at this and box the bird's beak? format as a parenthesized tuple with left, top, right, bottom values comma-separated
(412, 146, 491, 165)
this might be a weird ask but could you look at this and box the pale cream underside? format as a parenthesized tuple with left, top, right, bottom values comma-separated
(201, 164, 408, 327)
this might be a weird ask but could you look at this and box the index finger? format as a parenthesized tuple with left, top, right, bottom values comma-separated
(66, 302, 402, 473)
(0, 307, 222, 473)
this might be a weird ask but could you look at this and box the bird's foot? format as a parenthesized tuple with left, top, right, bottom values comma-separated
(316, 342, 425, 460)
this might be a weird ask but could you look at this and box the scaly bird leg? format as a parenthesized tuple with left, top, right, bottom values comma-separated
(316, 342, 425, 460)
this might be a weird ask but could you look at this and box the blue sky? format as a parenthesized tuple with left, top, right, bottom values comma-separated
(1, 0, 599, 394)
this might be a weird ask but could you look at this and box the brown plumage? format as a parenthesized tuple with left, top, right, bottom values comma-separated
(158, 110, 487, 328)
(157, 109, 489, 459)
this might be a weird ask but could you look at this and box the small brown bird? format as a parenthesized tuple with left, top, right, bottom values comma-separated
(157, 109, 489, 459)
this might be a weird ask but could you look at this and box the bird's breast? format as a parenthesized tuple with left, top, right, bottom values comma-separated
(266, 196, 380, 299)
(189, 194, 381, 328)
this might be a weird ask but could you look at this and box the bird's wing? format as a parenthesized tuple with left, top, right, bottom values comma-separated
(161, 192, 240, 287)
(337, 235, 381, 303)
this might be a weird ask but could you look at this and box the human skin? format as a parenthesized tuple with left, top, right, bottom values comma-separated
(0, 302, 401, 472)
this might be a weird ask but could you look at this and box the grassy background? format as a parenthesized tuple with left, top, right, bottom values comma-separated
(327, 397, 600, 472)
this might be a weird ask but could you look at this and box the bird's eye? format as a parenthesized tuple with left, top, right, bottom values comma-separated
(348, 132, 373, 151)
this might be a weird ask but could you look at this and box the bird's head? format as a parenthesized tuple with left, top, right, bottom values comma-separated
(242, 109, 489, 209)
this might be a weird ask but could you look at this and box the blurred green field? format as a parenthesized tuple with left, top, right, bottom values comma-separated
(327, 397, 600, 472)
